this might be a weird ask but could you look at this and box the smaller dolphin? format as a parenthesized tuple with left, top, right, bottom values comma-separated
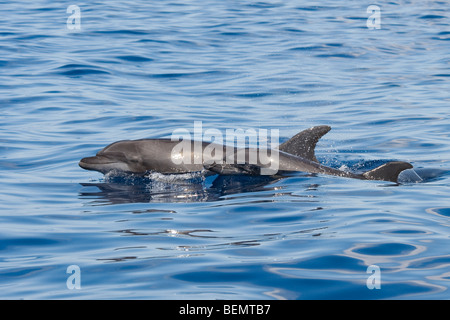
(79, 126, 413, 183)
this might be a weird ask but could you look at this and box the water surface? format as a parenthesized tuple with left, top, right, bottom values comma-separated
(0, 0, 449, 299)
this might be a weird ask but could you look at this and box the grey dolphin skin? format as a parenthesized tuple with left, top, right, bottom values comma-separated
(79, 126, 413, 183)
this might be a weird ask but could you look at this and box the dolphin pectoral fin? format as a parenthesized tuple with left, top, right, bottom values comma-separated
(204, 163, 262, 175)
(362, 161, 413, 182)
(203, 163, 229, 174)
(278, 125, 331, 163)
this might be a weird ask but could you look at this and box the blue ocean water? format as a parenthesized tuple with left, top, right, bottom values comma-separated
(1, 0, 449, 299)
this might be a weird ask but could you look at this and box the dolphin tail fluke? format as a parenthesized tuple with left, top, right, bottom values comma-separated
(278, 125, 331, 163)
(362, 161, 413, 182)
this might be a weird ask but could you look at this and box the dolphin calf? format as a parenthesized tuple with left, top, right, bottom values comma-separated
(79, 126, 413, 182)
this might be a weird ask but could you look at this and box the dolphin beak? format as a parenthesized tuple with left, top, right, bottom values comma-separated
(79, 154, 131, 173)
(79, 155, 115, 172)
(79, 156, 103, 170)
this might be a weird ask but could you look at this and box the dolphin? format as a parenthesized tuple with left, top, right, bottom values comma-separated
(79, 126, 413, 183)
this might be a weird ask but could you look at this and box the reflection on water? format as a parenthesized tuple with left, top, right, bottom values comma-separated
(79, 166, 448, 204)
(79, 172, 285, 204)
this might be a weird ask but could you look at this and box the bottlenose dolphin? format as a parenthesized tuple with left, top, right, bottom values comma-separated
(79, 126, 413, 182)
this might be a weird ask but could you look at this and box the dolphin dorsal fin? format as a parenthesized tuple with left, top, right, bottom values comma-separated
(278, 125, 331, 162)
